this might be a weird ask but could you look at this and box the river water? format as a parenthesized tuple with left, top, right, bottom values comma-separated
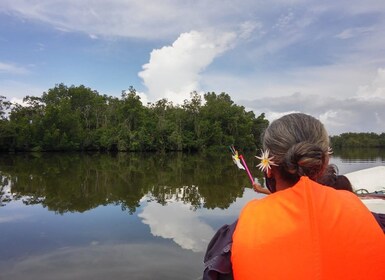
(0, 150, 384, 280)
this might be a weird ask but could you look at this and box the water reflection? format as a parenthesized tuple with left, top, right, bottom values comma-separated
(1, 151, 384, 211)
(334, 147, 385, 161)
(139, 198, 215, 252)
(1, 151, 384, 279)
(1, 242, 204, 280)
(0, 152, 259, 280)
(0, 152, 248, 212)
(330, 150, 385, 174)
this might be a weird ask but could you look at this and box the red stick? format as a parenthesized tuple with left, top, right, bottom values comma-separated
(239, 155, 254, 185)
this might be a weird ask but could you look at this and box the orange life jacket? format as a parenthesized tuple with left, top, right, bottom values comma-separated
(231, 176, 385, 280)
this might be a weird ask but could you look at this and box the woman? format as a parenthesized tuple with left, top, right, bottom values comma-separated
(204, 113, 385, 280)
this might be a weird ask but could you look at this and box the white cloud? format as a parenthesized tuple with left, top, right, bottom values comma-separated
(135, 91, 149, 106)
(237, 68, 385, 135)
(6, 0, 381, 40)
(0, 0, 255, 40)
(239, 21, 263, 39)
(0, 80, 44, 102)
(319, 110, 343, 129)
(203, 61, 376, 104)
(138, 199, 215, 252)
(1, 0, 385, 45)
(335, 26, 374, 39)
(274, 10, 295, 32)
(138, 30, 237, 104)
(0, 62, 29, 74)
(356, 68, 385, 100)
(266, 111, 301, 123)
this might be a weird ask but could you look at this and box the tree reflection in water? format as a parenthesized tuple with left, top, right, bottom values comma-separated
(0, 152, 258, 213)
(2, 149, 384, 212)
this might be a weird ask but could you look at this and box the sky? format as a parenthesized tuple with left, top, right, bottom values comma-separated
(1, 0, 385, 135)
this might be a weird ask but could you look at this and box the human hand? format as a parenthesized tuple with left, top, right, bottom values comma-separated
(253, 182, 271, 195)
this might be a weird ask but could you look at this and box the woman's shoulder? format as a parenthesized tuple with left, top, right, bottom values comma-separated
(203, 221, 237, 280)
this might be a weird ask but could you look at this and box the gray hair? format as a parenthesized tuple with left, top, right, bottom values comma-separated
(262, 113, 329, 183)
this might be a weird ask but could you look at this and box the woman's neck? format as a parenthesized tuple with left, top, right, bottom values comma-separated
(274, 172, 296, 191)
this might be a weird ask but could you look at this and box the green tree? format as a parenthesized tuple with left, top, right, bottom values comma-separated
(182, 92, 202, 151)
(0, 96, 14, 151)
(117, 86, 146, 151)
(41, 84, 82, 150)
(7, 96, 45, 150)
(0, 84, 270, 152)
(198, 92, 267, 151)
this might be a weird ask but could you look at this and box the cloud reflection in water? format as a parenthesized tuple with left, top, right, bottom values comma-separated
(138, 199, 215, 252)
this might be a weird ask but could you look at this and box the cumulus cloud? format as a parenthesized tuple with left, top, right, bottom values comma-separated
(138, 30, 237, 104)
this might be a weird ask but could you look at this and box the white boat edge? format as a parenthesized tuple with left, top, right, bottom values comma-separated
(360, 198, 385, 214)
(344, 166, 385, 193)
(344, 166, 385, 214)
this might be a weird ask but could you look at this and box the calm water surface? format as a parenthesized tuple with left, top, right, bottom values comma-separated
(1, 150, 384, 280)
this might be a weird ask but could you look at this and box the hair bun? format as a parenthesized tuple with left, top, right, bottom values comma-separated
(283, 142, 325, 179)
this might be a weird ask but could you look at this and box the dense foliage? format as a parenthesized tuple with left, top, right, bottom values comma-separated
(330, 133, 385, 148)
(0, 84, 269, 152)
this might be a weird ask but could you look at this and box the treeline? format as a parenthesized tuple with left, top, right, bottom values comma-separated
(0, 84, 269, 152)
(0, 153, 247, 212)
(330, 133, 385, 148)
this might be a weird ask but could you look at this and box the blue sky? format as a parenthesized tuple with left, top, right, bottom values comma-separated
(1, 0, 385, 135)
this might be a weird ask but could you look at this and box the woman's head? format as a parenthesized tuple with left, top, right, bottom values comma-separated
(262, 113, 329, 184)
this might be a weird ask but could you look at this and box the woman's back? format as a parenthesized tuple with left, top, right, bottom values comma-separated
(232, 177, 385, 280)
(208, 113, 385, 280)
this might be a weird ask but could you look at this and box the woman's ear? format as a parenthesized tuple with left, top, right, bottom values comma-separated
(264, 169, 277, 193)
(266, 168, 273, 178)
